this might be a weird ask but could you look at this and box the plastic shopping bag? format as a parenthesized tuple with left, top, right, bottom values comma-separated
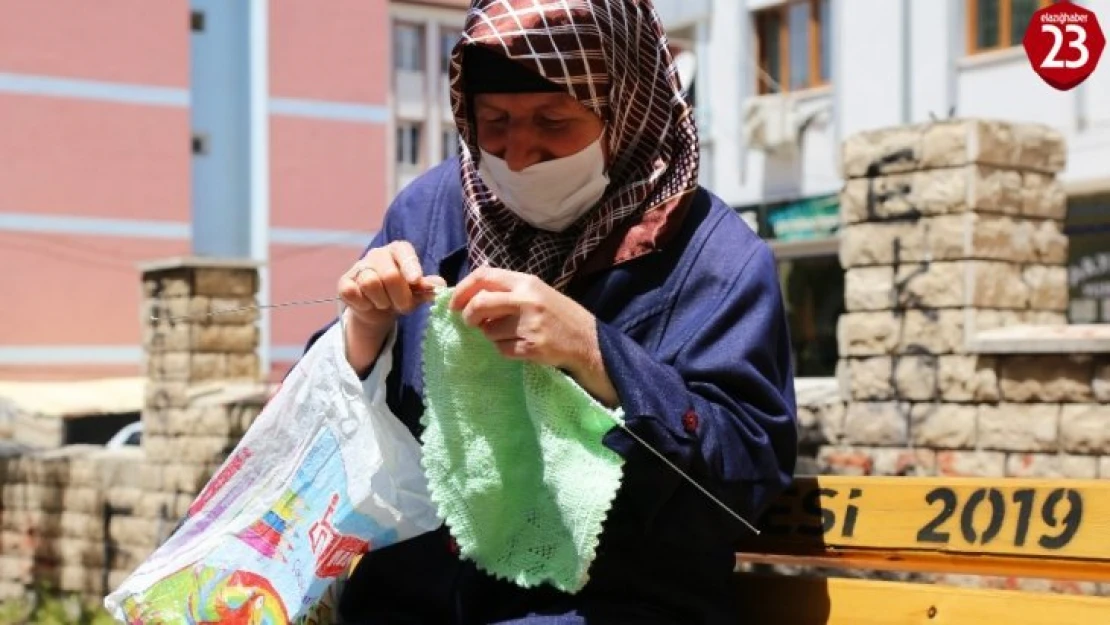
(104, 322, 442, 623)
(290, 551, 362, 625)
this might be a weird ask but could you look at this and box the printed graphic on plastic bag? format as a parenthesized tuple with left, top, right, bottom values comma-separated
(104, 323, 441, 623)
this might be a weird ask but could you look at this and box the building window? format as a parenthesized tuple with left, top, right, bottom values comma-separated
(442, 129, 458, 161)
(396, 122, 423, 167)
(754, 0, 831, 94)
(1067, 195, 1110, 324)
(967, 0, 1054, 55)
(441, 29, 460, 75)
(393, 22, 425, 72)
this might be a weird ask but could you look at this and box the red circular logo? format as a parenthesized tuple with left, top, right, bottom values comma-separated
(1023, 0, 1105, 91)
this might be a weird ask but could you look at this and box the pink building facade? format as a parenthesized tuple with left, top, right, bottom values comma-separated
(0, 0, 468, 382)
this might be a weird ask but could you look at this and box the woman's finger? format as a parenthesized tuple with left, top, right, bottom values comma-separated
(421, 275, 448, 290)
(461, 289, 519, 327)
(389, 241, 424, 284)
(338, 274, 375, 312)
(494, 338, 537, 360)
(379, 260, 416, 313)
(353, 264, 391, 309)
(477, 315, 522, 342)
(413, 275, 449, 304)
(451, 266, 520, 311)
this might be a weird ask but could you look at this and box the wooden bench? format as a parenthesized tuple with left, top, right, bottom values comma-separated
(734, 476, 1110, 624)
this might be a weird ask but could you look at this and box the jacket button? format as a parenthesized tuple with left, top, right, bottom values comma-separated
(682, 410, 699, 434)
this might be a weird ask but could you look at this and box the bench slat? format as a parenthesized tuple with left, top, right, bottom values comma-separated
(735, 573, 1110, 625)
(737, 548, 1110, 583)
(740, 476, 1110, 578)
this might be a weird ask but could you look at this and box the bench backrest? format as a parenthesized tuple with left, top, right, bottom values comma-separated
(734, 476, 1110, 624)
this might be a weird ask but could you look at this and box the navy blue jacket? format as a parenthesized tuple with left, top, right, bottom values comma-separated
(303, 159, 798, 625)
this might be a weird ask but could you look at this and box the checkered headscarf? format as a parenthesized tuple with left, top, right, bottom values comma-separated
(449, 0, 700, 290)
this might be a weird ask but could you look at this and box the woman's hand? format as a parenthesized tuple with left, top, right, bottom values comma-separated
(338, 241, 446, 375)
(449, 266, 619, 407)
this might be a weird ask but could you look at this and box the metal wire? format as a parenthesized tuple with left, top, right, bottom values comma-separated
(150, 296, 344, 323)
(149, 286, 441, 323)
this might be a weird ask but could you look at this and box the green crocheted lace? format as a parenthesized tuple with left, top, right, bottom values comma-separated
(420, 288, 625, 594)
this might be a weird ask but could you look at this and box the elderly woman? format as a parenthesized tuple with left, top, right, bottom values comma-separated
(312, 1, 798, 623)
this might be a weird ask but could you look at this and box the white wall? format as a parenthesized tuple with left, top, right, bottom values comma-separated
(835, 0, 907, 138)
(700, 0, 747, 203)
(657, 0, 1110, 206)
(909, 0, 955, 122)
(652, 0, 711, 29)
(1085, 2, 1110, 130)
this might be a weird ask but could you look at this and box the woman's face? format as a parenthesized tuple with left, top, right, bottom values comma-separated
(473, 92, 605, 172)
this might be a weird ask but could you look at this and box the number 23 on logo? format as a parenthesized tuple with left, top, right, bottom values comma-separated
(1023, 0, 1106, 91)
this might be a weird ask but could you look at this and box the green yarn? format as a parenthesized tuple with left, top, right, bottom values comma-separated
(419, 288, 625, 594)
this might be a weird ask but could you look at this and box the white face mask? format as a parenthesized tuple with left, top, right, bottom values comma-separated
(478, 136, 609, 232)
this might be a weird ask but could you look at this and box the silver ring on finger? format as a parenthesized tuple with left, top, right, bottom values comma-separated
(352, 265, 389, 309)
(352, 264, 377, 283)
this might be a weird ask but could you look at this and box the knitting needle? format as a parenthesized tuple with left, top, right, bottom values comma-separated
(606, 418, 761, 535)
(147, 286, 763, 535)
(149, 286, 440, 323)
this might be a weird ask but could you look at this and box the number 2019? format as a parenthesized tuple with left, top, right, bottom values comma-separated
(915, 487, 1083, 550)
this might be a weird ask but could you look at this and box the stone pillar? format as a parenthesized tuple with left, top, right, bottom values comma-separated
(829, 118, 1072, 477)
(140, 257, 262, 386)
(134, 257, 265, 546)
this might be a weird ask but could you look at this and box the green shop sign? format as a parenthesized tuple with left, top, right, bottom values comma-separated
(758, 195, 840, 242)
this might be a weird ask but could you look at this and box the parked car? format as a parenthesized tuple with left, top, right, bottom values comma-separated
(105, 421, 142, 449)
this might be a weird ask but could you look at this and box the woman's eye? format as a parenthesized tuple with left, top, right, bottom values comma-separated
(539, 118, 569, 129)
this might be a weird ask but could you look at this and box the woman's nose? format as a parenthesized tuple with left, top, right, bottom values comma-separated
(502, 130, 543, 172)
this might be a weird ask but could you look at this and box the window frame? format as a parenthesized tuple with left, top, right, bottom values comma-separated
(753, 0, 831, 95)
(395, 121, 424, 169)
(966, 0, 1054, 56)
(440, 27, 460, 75)
(392, 20, 426, 72)
(442, 128, 458, 161)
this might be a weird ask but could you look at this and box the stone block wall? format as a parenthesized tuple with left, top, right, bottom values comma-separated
(823, 119, 1110, 482)
(0, 446, 123, 599)
(805, 118, 1110, 594)
(141, 257, 261, 387)
(136, 258, 266, 560)
(0, 259, 269, 605)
